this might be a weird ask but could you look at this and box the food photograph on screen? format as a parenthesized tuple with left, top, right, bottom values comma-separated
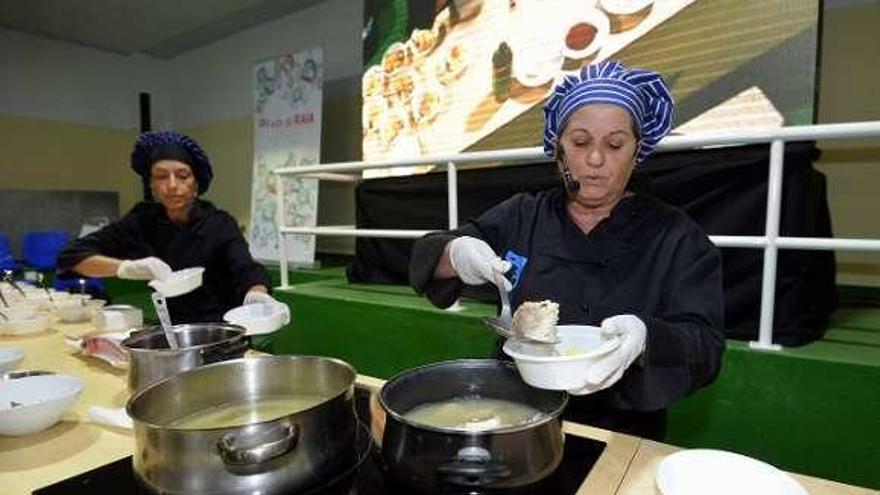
(361, 0, 819, 177)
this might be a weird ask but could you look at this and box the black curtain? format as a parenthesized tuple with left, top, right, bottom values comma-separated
(348, 142, 836, 346)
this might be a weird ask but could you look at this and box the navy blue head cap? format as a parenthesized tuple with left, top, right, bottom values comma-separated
(543, 60, 674, 164)
(131, 131, 213, 196)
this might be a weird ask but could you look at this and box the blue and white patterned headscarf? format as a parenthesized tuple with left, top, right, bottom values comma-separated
(543, 60, 674, 164)
(131, 130, 213, 196)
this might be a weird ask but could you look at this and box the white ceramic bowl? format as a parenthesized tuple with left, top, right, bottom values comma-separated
(93, 305, 144, 332)
(0, 347, 24, 374)
(0, 313, 51, 336)
(148, 267, 205, 298)
(656, 449, 809, 495)
(0, 374, 84, 436)
(503, 325, 621, 390)
(55, 299, 106, 323)
(224, 303, 289, 336)
(0, 304, 40, 319)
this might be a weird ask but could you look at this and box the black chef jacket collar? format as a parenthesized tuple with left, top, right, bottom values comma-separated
(150, 199, 211, 230)
(551, 189, 648, 266)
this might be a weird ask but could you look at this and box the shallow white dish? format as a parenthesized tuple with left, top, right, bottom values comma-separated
(503, 325, 620, 390)
(0, 347, 24, 374)
(510, 33, 564, 88)
(148, 267, 205, 298)
(656, 449, 809, 495)
(0, 374, 84, 436)
(224, 302, 289, 336)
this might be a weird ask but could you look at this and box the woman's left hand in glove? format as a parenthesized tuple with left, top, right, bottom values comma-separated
(244, 290, 291, 325)
(568, 314, 647, 395)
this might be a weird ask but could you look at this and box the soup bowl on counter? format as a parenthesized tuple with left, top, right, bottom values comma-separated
(126, 355, 358, 495)
(378, 359, 568, 493)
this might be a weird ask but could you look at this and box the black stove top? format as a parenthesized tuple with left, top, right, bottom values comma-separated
(35, 388, 605, 495)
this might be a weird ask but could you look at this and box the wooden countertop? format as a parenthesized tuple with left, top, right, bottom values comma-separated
(2, 325, 876, 495)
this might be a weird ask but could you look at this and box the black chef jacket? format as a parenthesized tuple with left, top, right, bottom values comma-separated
(410, 188, 725, 440)
(58, 200, 271, 324)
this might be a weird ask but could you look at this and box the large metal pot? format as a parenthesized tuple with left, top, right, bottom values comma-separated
(379, 359, 568, 492)
(121, 323, 248, 393)
(126, 355, 358, 495)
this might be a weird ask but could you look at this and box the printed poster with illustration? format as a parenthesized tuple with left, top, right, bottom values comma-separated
(249, 48, 323, 265)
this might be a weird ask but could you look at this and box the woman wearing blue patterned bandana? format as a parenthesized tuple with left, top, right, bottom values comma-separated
(410, 61, 724, 440)
(58, 131, 289, 324)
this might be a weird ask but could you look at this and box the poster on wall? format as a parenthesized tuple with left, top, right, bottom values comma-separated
(361, 0, 819, 177)
(249, 47, 323, 265)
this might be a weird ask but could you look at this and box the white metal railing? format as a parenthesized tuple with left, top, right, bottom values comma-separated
(273, 121, 880, 351)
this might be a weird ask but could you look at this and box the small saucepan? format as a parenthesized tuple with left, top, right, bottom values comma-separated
(379, 359, 568, 492)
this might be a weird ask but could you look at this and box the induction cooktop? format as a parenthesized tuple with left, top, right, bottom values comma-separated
(34, 387, 606, 495)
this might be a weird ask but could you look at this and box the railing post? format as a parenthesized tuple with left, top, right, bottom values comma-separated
(750, 139, 785, 351)
(276, 174, 290, 289)
(447, 161, 459, 229)
(446, 160, 465, 313)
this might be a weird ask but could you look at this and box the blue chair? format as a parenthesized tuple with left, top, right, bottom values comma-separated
(22, 230, 70, 271)
(0, 232, 17, 272)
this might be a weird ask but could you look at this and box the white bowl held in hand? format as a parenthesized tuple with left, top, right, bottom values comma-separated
(148, 267, 204, 298)
(223, 303, 288, 336)
(0, 347, 24, 374)
(0, 374, 84, 436)
(503, 325, 621, 390)
(656, 449, 809, 495)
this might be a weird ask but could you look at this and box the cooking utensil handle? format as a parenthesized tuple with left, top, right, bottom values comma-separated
(201, 337, 250, 363)
(217, 423, 299, 466)
(436, 459, 512, 486)
(151, 292, 178, 349)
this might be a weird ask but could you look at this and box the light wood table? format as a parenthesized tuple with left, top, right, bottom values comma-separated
(0, 323, 132, 495)
(2, 325, 877, 495)
(618, 439, 879, 495)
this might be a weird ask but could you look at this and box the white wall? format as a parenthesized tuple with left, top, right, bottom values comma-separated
(168, 0, 362, 128)
(0, 27, 161, 130)
(0, 0, 362, 131)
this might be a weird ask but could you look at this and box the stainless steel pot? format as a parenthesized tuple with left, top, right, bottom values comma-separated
(380, 359, 568, 492)
(126, 355, 358, 495)
(121, 323, 248, 393)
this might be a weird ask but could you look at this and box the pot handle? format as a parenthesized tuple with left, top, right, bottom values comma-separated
(202, 337, 250, 364)
(217, 423, 299, 466)
(436, 446, 512, 486)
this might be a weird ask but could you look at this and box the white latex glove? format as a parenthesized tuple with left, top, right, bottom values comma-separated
(568, 314, 647, 396)
(448, 236, 512, 289)
(116, 257, 172, 281)
(244, 291, 291, 324)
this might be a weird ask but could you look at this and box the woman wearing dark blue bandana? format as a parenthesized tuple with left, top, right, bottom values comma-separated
(410, 61, 724, 440)
(58, 131, 288, 324)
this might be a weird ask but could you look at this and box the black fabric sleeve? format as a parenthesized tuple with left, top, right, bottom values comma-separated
(616, 225, 726, 411)
(409, 194, 527, 308)
(218, 213, 272, 302)
(56, 209, 146, 274)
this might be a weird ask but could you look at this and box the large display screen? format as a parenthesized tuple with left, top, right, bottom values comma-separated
(362, 0, 819, 177)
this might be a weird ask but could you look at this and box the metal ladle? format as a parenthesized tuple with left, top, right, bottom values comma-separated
(35, 272, 53, 302)
(151, 292, 179, 349)
(3, 270, 26, 298)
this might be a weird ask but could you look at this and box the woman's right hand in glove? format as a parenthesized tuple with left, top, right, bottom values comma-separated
(448, 236, 511, 290)
(116, 257, 172, 281)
